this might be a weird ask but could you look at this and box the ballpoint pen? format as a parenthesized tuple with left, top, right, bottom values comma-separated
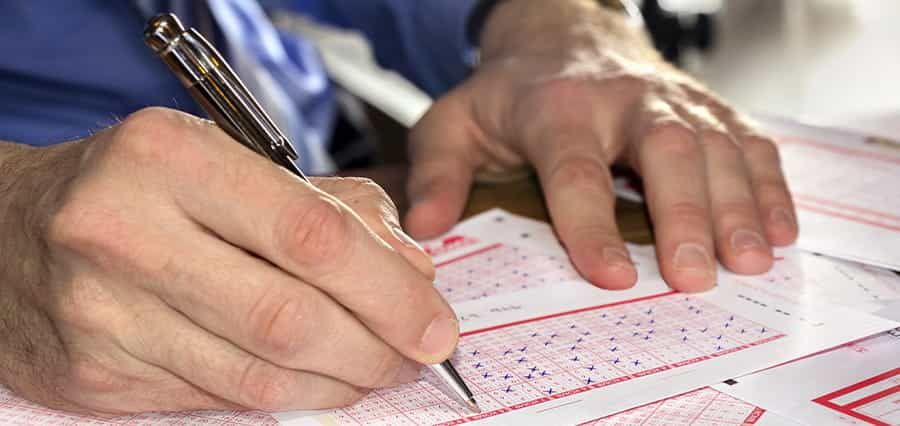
(143, 13, 480, 414)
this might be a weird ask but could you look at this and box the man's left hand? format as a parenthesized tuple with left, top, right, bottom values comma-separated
(404, 0, 798, 292)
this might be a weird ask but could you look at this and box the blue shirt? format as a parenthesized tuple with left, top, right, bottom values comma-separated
(0, 0, 477, 173)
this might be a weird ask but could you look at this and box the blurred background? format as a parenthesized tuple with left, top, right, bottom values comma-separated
(647, 0, 900, 136)
(288, 0, 900, 171)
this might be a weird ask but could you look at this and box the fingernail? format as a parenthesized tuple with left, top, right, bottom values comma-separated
(770, 207, 795, 230)
(392, 360, 423, 385)
(390, 223, 425, 251)
(730, 229, 766, 251)
(673, 243, 713, 275)
(420, 316, 459, 357)
(602, 247, 635, 271)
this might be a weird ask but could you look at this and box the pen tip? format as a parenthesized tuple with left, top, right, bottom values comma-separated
(467, 398, 482, 414)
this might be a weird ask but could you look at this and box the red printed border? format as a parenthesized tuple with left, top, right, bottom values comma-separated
(778, 138, 900, 231)
(435, 243, 503, 268)
(572, 389, 767, 426)
(812, 367, 900, 426)
(795, 201, 900, 232)
(461, 291, 675, 337)
(794, 194, 900, 222)
(778, 138, 900, 166)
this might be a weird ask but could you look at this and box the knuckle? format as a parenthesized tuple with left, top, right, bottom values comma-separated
(712, 201, 761, 228)
(643, 122, 699, 158)
(347, 177, 387, 198)
(613, 73, 651, 92)
(699, 130, 739, 153)
(587, 73, 650, 96)
(546, 157, 610, 190)
(362, 180, 398, 217)
(743, 136, 782, 162)
(663, 201, 710, 228)
(276, 196, 352, 269)
(754, 179, 792, 202)
(248, 294, 316, 361)
(363, 281, 435, 337)
(109, 107, 214, 176)
(342, 177, 399, 218)
(110, 107, 184, 161)
(565, 224, 619, 246)
(237, 359, 290, 410)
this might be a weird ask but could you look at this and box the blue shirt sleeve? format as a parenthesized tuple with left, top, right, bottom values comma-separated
(265, 0, 479, 97)
(0, 1, 203, 146)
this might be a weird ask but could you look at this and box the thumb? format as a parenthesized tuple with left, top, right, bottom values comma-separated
(405, 98, 479, 239)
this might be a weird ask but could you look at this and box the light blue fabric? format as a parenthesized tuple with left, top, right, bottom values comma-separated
(208, 0, 335, 173)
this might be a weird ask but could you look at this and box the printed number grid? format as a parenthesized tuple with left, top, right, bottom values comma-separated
(434, 243, 580, 303)
(581, 387, 767, 426)
(0, 386, 276, 426)
(333, 293, 785, 426)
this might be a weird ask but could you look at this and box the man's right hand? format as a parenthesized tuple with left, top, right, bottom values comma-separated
(0, 108, 457, 416)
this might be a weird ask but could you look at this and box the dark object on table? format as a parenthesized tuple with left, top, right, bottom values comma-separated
(642, 0, 717, 64)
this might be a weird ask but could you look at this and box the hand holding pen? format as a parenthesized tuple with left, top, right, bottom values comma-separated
(144, 13, 480, 411)
(0, 16, 467, 419)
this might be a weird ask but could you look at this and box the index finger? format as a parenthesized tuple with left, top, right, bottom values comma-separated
(132, 109, 459, 365)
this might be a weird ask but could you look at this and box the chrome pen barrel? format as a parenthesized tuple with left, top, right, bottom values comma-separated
(144, 14, 306, 179)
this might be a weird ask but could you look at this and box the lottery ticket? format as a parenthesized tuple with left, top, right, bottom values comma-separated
(277, 210, 897, 426)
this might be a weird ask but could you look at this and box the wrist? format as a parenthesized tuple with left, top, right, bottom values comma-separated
(479, 0, 654, 63)
(0, 141, 77, 271)
(0, 142, 53, 392)
(0, 141, 38, 215)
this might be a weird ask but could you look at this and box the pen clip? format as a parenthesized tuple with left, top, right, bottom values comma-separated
(145, 13, 305, 178)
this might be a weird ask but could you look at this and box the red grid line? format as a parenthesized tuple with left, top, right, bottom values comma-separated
(778, 138, 900, 165)
(435, 243, 503, 268)
(794, 194, 900, 222)
(812, 367, 900, 426)
(794, 201, 900, 232)
(461, 292, 676, 337)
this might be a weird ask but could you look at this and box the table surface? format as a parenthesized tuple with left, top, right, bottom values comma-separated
(343, 165, 655, 245)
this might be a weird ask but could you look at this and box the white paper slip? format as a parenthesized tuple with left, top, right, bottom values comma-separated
(0, 386, 278, 426)
(628, 243, 900, 317)
(875, 300, 900, 322)
(716, 328, 900, 426)
(277, 274, 896, 426)
(579, 387, 800, 426)
(276, 210, 898, 426)
(756, 115, 900, 271)
(424, 209, 900, 314)
(419, 208, 661, 305)
(718, 247, 900, 315)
